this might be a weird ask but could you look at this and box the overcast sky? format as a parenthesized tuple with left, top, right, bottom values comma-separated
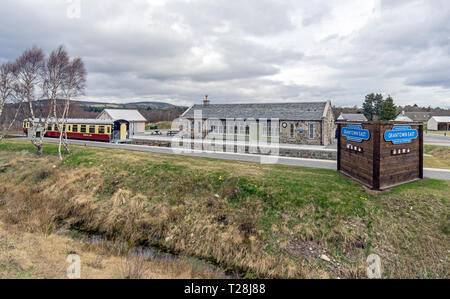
(1, 0, 449, 107)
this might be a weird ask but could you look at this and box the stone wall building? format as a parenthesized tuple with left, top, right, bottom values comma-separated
(180, 98, 335, 146)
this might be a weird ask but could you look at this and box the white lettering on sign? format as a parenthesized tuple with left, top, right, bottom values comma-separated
(387, 131, 416, 139)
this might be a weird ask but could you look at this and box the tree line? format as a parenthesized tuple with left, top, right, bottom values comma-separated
(0, 46, 86, 159)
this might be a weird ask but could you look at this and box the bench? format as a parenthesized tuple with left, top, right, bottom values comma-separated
(167, 130, 180, 136)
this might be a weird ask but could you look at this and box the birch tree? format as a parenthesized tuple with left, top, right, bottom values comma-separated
(58, 56, 86, 159)
(15, 47, 47, 154)
(43, 46, 70, 159)
(0, 62, 21, 141)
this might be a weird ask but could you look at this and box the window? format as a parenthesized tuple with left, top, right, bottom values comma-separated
(80, 125, 86, 133)
(290, 123, 294, 138)
(89, 125, 95, 134)
(62, 125, 66, 132)
(309, 124, 314, 139)
(98, 126, 105, 134)
(106, 126, 111, 134)
(267, 125, 272, 137)
(245, 126, 250, 136)
(47, 124, 52, 131)
(72, 125, 78, 133)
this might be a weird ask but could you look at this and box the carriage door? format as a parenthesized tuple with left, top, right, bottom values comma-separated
(120, 123, 127, 140)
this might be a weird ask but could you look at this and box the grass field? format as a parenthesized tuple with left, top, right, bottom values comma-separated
(0, 139, 448, 278)
(424, 145, 450, 169)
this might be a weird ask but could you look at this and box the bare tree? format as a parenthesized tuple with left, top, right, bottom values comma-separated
(43, 46, 70, 159)
(57, 56, 86, 159)
(0, 62, 21, 141)
(12, 46, 86, 156)
(15, 47, 48, 154)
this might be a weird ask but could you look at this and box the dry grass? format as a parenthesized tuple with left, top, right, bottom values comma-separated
(0, 221, 225, 279)
(0, 139, 448, 278)
(424, 145, 450, 169)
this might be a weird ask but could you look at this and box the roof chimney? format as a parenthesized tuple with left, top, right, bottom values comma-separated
(203, 95, 210, 105)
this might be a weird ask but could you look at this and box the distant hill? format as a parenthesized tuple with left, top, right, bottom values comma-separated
(71, 100, 184, 111)
(1, 99, 188, 131)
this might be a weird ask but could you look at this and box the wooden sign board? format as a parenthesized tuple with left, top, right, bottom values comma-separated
(337, 121, 423, 190)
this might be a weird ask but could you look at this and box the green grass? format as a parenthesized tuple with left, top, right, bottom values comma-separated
(146, 121, 173, 130)
(0, 139, 448, 278)
(424, 145, 450, 169)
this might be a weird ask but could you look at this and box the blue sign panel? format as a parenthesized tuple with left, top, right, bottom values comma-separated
(384, 126, 418, 144)
(342, 125, 370, 142)
(296, 129, 305, 133)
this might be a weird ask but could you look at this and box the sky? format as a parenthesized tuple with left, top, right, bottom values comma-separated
(1, 0, 449, 108)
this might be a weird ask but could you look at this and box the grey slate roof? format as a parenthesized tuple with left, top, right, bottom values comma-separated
(400, 112, 433, 122)
(337, 113, 368, 121)
(99, 109, 147, 122)
(182, 102, 328, 121)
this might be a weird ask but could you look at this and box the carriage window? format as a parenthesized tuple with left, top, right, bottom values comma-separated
(80, 125, 86, 133)
(72, 125, 78, 133)
(98, 126, 105, 134)
(107, 126, 111, 134)
(89, 126, 95, 134)
(47, 124, 52, 131)
(63, 125, 66, 132)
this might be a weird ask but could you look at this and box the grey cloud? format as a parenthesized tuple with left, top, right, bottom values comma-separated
(0, 0, 449, 107)
(167, 0, 295, 36)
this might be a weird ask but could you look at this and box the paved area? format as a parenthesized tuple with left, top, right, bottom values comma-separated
(135, 132, 450, 149)
(424, 133, 450, 147)
(134, 133, 334, 150)
(28, 137, 450, 181)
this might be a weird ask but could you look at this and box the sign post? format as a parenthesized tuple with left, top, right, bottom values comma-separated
(337, 121, 423, 190)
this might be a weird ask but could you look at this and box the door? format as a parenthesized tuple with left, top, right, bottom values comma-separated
(120, 123, 127, 140)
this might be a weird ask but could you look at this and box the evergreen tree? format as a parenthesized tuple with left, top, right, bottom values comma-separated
(363, 93, 384, 121)
(379, 95, 397, 120)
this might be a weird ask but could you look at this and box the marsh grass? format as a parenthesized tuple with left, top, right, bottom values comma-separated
(0, 139, 448, 278)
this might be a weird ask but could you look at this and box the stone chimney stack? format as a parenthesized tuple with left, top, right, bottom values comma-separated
(203, 95, 210, 105)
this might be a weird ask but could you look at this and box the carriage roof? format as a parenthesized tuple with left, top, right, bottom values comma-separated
(24, 118, 115, 125)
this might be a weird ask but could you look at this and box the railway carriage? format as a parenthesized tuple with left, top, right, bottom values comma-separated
(23, 118, 130, 142)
